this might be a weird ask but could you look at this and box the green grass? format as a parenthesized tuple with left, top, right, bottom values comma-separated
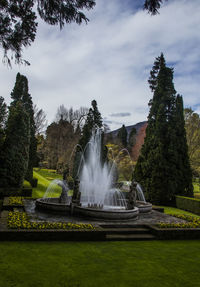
(34, 168, 62, 181)
(157, 206, 200, 218)
(0, 241, 200, 287)
(32, 169, 62, 198)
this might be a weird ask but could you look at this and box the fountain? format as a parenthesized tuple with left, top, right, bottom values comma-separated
(36, 129, 151, 220)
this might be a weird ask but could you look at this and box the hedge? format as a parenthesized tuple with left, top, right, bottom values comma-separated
(176, 196, 200, 215)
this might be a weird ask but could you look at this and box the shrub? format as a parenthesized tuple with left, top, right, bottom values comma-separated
(176, 196, 200, 215)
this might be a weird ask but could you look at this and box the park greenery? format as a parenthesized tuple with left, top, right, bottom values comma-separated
(0, 54, 200, 207)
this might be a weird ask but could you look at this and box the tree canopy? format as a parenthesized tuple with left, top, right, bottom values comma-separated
(0, 0, 168, 65)
(184, 108, 200, 176)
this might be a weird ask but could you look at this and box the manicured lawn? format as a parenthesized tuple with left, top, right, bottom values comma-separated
(0, 240, 199, 287)
(161, 206, 200, 218)
(32, 169, 62, 198)
(32, 169, 73, 198)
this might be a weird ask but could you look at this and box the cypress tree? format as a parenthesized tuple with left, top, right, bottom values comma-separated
(134, 53, 193, 204)
(0, 96, 7, 149)
(173, 95, 193, 196)
(0, 102, 30, 188)
(10, 73, 37, 183)
(117, 124, 128, 147)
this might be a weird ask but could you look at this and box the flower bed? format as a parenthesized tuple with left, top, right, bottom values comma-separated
(8, 197, 24, 206)
(157, 214, 200, 228)
(7, 211, 95, 230)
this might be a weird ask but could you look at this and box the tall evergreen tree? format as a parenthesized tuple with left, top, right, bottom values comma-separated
(0, 96, 7, 149)
(134, 53, 193, 204)
(0, 102, 30, 188)
(10, 73, 37, 183)
(117, 124, 128, 148)
(173, 95, 193, 196)
(128, 127, 136, 152)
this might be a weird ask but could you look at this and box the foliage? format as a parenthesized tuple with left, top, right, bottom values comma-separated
(45, 118, 80, 170)
(107, 143, 135, 181)
(117, 124, 128, 148)
(134, 53, 193, 204)
(176, 195, 200, 215)
(0, 0, 95, 65)
(128, 127, 136, 151)
(8, 196, 24, 205)
(144, 0, 167, 15)
(0, 96, 7, 151)
(184, 108, 200, 176)
(0, 101, 30, 188)
(0, 1, 168, 66)
(10, 73, 37, 183)
(7, 211, 95, 230)
(158, 214, 200, 228)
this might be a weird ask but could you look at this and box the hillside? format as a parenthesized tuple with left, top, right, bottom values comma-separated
(109, 121, 147, 161)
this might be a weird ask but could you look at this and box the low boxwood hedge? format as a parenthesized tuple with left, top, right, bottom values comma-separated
(176, 196, 200, 215)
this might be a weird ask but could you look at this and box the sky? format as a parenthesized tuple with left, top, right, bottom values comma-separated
(0, 0, 200, 131)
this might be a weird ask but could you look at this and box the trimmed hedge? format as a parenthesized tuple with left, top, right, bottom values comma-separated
(176, 196, 200, 215)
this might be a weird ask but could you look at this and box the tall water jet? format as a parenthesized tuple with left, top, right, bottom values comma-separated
(79, 129, 127, 209)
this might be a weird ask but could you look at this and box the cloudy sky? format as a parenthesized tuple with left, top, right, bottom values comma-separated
(0, 0, 200, 131)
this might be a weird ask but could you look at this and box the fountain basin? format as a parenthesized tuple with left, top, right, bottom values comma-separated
(36, 198, 139, 220)
(74, 205, 139, 220)
(36, 198, 71, 213)
(136, 201, 152, 213)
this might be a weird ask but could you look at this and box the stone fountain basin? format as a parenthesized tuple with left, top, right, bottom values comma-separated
(74, 206, 139, 220)
(136, 201, 152, 213)
(36, 198, 71, 213)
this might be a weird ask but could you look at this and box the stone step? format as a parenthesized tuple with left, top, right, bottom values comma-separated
(100, 224, 148, 229)
(106, 233, 156, 241)
(102, 227, 150, 234)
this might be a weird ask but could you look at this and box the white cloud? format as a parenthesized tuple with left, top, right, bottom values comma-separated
(0, 0, 200, 130)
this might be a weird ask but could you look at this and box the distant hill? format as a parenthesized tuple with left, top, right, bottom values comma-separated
(108, 121, 148, 161)
(110, 121, 147, 139)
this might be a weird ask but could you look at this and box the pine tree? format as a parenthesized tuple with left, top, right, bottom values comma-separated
(10, 73, 37, 183)
(117, 124, 128, 147)
(134, 53, 193, 204)
(0, 102, 30, 188)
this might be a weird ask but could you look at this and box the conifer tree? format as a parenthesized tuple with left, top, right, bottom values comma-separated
(0, 96, 7, 149)
(173, 95, 193, 196)
(134, 53, 193, 204)
(10, 73, 37, 183)
(0, 102, 30, 188)
(117, 124, 128, 147)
